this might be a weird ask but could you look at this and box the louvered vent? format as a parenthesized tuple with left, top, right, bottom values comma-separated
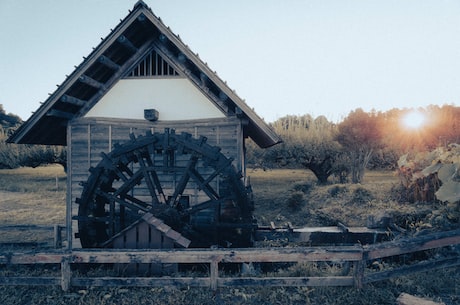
(126, 49, 180, 77)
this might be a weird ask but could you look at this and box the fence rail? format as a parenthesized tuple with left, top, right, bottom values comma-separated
(0, 229, 459, 291)
(0, 224, 65, 249)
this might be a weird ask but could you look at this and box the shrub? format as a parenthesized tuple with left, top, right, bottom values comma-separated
(351, 187, 374, 204)
(286, 191, 306, 210)
(328, 185, 348, 197)
(292, 181, 314, 194)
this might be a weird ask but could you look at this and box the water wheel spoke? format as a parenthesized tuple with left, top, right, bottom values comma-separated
(101, 152, 129, 182)
(142, 147, 167, 204)
(95, 189, 149, 213)
(118, 160, 134, 178)
(188, 168, 219, 200)
(134, 150, 160, 204)
(113, 170, 144, 197)
(150, 169, 167, 203)
(122, 193, 150, 209)
(168, 155, 198, 206)
(198, 156, 234, 188)
(180, 198, 227, 217)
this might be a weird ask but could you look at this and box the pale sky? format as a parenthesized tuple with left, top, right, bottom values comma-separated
(1, 0, 459, 123)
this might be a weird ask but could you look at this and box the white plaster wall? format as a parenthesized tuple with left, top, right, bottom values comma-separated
(85, 78, 225, 120)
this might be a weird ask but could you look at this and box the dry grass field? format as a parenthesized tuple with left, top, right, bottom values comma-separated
(0, 165, 66, 245)
(0, 166, 458, 305)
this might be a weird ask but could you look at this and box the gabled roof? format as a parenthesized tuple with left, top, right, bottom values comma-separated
(8, 1, 281, 148)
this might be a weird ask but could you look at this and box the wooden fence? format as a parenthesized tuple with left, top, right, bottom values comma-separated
(0, 224, 65, 249)
(0, 229, 459, 291)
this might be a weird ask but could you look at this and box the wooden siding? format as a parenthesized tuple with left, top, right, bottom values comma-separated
(67, 117, 244, 248)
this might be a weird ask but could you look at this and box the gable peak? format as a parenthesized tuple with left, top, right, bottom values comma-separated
(134, 0, 149, 10)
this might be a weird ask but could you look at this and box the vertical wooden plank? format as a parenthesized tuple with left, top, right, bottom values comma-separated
(113, 233, 124, 275)
(124, 227, 138, 274)
(237, 121, 244, 178)
(159, 235, 178, 274)
(210, 261, 218, 290)
(108, 124, 112, 152)
(87, 123, 91, 170)
(125, 226, 138, 248)
(54, 225, 62, 249)
(149, 227, 161, 248)
(137, 222, 151, 274)
(61, 257, 71, 291)
(137, 222, 150, 248)
(66, 124, 73, 250)
(149, 227, 162, 275)
(353, 260, 365, 289)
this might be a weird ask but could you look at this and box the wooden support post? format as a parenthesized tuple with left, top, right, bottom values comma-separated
(54, 225, 62, 249)
(210, 261, 218, 290)
(353, 260, 365, 289)
(61, 257, 71, 291)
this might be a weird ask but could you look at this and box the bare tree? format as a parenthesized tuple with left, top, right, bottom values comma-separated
(268, 115, 342, 184)
(336, 109, 382, 183)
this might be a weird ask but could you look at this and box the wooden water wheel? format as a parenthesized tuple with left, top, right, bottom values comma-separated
(76, 129, 255, 249)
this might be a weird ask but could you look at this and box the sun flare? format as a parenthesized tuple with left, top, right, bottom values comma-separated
(401, 111, 426, 129)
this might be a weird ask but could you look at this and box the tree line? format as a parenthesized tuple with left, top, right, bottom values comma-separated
(246, 104, 459, 184)
(0, 105, 66, 169)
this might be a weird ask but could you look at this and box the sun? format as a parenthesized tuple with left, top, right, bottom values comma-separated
(401, 111, 426, 129)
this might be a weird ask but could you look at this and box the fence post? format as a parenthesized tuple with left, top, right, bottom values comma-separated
(61, 256, 71, 291)
(210, 260, 218, 290)
(354, 246, 366, 289)
(54, 225, 62, 249)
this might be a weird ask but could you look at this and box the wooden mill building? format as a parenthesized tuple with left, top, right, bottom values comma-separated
(8, 1, 281, 249)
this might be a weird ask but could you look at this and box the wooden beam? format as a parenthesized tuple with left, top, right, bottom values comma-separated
(117, 35, 138, 53)
(78, 75, 104, 89)
(46, 109, 75, 120)
(365, 228, 460, 260)
(69, 247, 363, 264)
(365, 256, 460, 284)
(98, 55, 120, 70)
(61, 94, 87, 106)
(220, 276, 355, 287)
(71, 277, 209, 288)
(397, 293, 445, 305)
